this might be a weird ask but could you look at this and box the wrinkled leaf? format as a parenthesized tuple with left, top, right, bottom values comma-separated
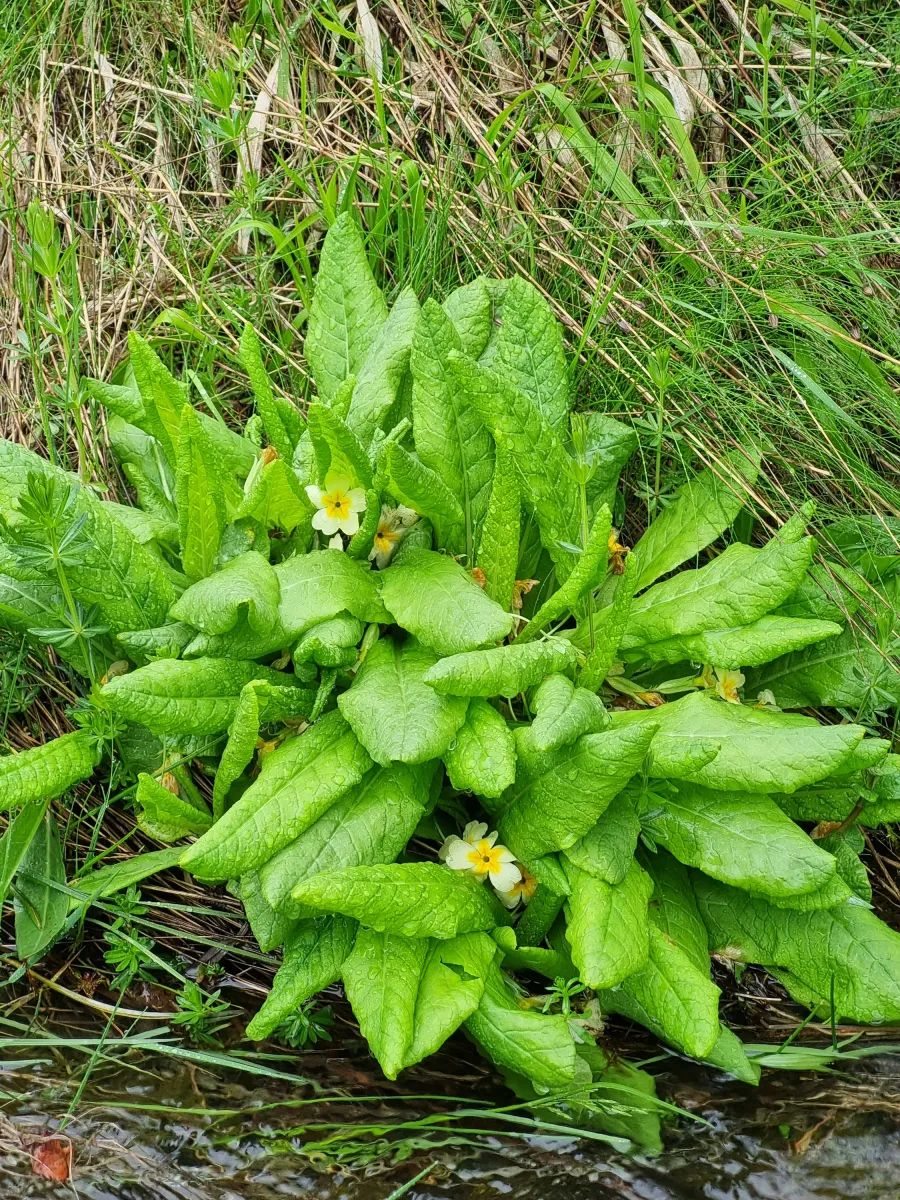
(499, 723, 657, 859)
(443, 699, 516, 799)
(338, 638, 469, 765)
(380, 548, 513, 655)
(246, 916, 357, 1039)
(0, 731, 99, 812)
(181, 710, 372, 880)
(291, 862, 506, 939)
(101, 658, 292, 736)
(424, 637, 576, 699)
(305, 213, 387, 403)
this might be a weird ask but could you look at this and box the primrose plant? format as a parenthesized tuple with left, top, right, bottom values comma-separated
(1, 213, 899, 1132)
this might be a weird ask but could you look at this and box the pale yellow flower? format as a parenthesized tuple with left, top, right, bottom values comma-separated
(368, 504, 418, 568)
(439, 820, 521, 893)
(305, 473, 367, 537)
(496, 867, 538, 909)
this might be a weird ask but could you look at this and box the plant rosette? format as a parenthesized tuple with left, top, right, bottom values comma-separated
(1, 214, 899, 1145)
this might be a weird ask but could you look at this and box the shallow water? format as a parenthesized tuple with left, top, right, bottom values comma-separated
(4, 1040, 899, 1200)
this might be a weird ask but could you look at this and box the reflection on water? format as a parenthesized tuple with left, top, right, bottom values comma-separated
(4, 1043, 899, 1200)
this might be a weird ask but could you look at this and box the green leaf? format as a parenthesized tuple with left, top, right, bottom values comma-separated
(423, 637, 576, 699)
(246, 916, 357, 1039)
(379, 548, 513, 655)
(464, 958, 577, 1093)
(634, 615, 843, 669)
(0, 797, 50, 906)
(239, 324, 297, 461)
(530, 674, 607, 753)
(106, 418, 176, 522)
(703, 1026, 762, 1085)
(447, 353, 579, 573)
(170, 551, 280, 636)
(622, 532, 817, 654)
(629, 449, 760, 593)
(101, 658, 292, 736)
(442, 278, 492, 358)
(818, 827, 872, 902)
(0, 731, 99, 811)
(498, 723, 657, 860)
(411, 299, 494, 561)
(68, 847, 183, 909)
(641, 783, 837, 899)
(518, 505, 611, 643)
(777, 561, 863, 622)
(174, 405, 226, 581)
(84, 376, 144, 426)
(477, 275, 569, 430)
(616, 692, 866, 793)
(231, 870, 295, 953)
(305, 213, 387, 403)
(128, 332, 187, 461)
(642, 849, 710, 970)
(14, 813, 67, 960)
(104, 501, 177, 552)
(564, 791, 640, 885)
(578, 554, 639, 692)
(181, 710, 373, 880)
(443, 699, 516, 798)
(294, 614, 364, 668)
(476, 441, 520, 609)
(346, 287, 420, 446)
(181, 551, 388, 658)
(291, 862, 506, 939)
(213, 679, 314, 818)
(694, 874, 900, 1023)
(235, 456, 308, 534)
(580, 413, 638, 515)
(383, 442, 465, 539)
(744, 623, 900, 711)
(135, 771, 212, 841)
(259, 763, 429, 915)
(342, 928, 497, 1078)
(599, 923, 721, 1060)
(514, 888, 565, 947)
(564, 859, 652, 989)
(338, 638, 468, 765)
(307, 401, 373, 489)
(0, 441, 176, 632)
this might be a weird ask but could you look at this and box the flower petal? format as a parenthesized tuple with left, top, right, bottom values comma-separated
(496, 886, 522, 909)
(490, 860, 522, 892)
(312, 510, 342, 536)
(462, 821, 488, 845)
(328, 534, 345, 550)
(348, 488, 367, 513)
(495, 846, 516, 863)
(339, 511, 361, 537)
(305, 485, 324, 507)
(443, 839, 474, 871)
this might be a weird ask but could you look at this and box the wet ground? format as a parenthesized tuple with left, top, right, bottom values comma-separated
(3, 1033, 899, 1200)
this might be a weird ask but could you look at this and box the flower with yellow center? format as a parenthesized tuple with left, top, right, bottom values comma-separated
(439, 820, 521, 893)
(496, 867, 538, 909)
(714, 667, 744, 704)
(368, 504, 419, 569)
(305, 473, 367, 538)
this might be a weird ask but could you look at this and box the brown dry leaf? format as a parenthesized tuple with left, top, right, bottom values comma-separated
(512, 578, 539, 611)
(29, 1136, 73, 1182)
(636, 691, 666, 707)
